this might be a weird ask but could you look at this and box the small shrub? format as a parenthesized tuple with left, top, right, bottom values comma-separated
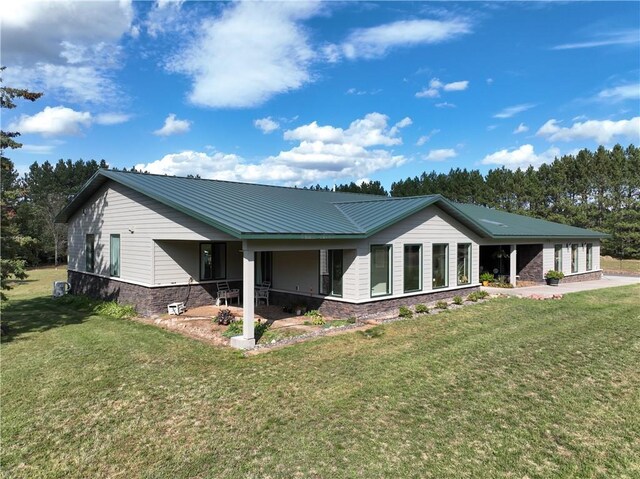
(222, 319, 270, 338)
(477, 290, 489, 299)
(415, 304, 429, 314)
(94, 301, 136, 319)
(435, 300, 448, 310)
(346, 316, 357, 324)
(216, 308, 235, 325)
(467, 292, 479, 302)
(304, 309, 325, 325)
(399, 306, 413, 318)
(358, 325, 384, 339)
(545, 270, 565, 280)
(222, 321, 242, 338)
(480, 272, 494, 283)
(453, 295, 464, 305)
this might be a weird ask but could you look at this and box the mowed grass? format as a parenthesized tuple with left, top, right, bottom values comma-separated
(2, 269, 639, 478)
(601, 255, 640, 275)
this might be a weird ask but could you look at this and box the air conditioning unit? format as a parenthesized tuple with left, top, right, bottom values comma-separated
(52, 281, 71, 298)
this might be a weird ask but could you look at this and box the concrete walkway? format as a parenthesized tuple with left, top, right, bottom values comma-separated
(483, 274, 639, 298)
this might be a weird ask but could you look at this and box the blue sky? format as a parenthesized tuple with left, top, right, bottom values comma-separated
(3, 1, 639, 189)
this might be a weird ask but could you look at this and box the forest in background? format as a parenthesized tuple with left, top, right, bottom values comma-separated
(2, 144, 639, 270)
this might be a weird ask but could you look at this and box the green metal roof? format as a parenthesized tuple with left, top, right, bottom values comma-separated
(56, 169, 609, 240)
(449, 202, 609, 239)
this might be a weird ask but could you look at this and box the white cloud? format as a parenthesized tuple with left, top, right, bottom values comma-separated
(513, 123, 529, 134)
(254, 117, 280, 134)
(416, 77, 468, 98)
(435, 102, 456, 108)
(425, 148, 456, 162)
(95, 113, 131, 125)
(153, 114, 192, 136)
(9, 106, 92, 136)
(416, 129, 440, 146)
(443, 80, 469, 91)
(552, 30, 639, 50)
(135, 113, 412, 185)
(493, 103, 535, 119)
(481, 144, 560, 169)
(597, 84, 640, 102)
(342, 18, 471, 60)
(486, 78, 494, 85)
(536, 117, 640, 144)
(169, 2, 319, 108)
(1, 1, 133, 105)
(284, 113, 411, 147)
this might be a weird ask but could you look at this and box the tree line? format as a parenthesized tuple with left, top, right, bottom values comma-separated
(1, 70, 637, 302)
(341, 144, 639, 259)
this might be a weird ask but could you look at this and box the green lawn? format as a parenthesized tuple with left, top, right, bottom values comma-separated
(2, 269, 639, 478)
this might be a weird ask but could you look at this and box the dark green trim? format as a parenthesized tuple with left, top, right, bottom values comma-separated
(456, 243, 472, 286)
(432, 243, 449, 290)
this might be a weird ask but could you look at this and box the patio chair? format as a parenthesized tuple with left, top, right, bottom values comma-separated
(255, 282, 270, 306)
(217, 281, 240, 306)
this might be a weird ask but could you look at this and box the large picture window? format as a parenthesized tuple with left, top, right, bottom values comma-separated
(85, 234, 95, 273)
(110, 234, 120, 277)
(571, 244, 579, 273)
(554, 244, 563, 272)
(457, 243, 471, 285)
(586, 243, 593, 271)
(371, 245, 391, 297)
(404, 244, 422, 293)
(200, 243, 226, 281)
(432, 243, 448, 289)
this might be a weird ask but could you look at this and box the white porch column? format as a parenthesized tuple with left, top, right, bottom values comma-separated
(230, 242, 255, 350)
(509, 244, 517, 287)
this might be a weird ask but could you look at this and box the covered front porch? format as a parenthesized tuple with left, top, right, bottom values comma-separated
(479, 243, 544, 286)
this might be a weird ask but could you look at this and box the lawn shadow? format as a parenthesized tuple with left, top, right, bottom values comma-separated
(1, 295, 93, 344)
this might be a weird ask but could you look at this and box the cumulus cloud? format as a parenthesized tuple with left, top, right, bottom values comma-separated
(425, 148, 456, 162)
(8, 106, 92, 136)
(153, 114, 192, 136)
(341, 18, 471, 60)
(254, 117, 280, 134)
(493, 103, 535, 119)
(443, 80, 469, 91)
(436, 102, 456, 109)
(1, 0, 133, 105)
(481, 144, 560, 169)
(416, 77, 469, 98)
(135, 113, 412, 185)
(513, 123, 529, 134)
(536, 117, 640, 144)
(597, 84, 640, 102)
(169, 1, 319, 108)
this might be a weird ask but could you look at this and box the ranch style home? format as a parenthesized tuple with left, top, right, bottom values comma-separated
(56, 169, 608, 349)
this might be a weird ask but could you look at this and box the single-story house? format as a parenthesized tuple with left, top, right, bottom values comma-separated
(56, 169, 608, 349)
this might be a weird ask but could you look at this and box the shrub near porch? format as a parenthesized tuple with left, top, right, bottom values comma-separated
(1, 269, 639, 478)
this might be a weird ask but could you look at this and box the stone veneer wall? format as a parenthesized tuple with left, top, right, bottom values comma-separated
(271, 287, 479, 320)
(68, 270, 241, 316)
(561, 270, 602, 283)
(517, 245, 544, 283)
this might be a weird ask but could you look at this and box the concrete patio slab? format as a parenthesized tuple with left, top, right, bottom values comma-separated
(483, 275, 639, 299)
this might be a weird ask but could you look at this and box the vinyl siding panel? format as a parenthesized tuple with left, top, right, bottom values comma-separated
(353, 205, 481, 301)
(68, 181, 237, 286)
(272, 250, 319, 295)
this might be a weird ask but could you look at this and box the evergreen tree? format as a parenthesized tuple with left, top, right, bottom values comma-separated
(0, 67, 42, 301)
